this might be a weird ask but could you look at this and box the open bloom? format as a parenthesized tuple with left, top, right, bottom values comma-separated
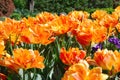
(62, 60, 108, 80)
(61, 60, 89, 80)
(93, 49, 120, 74)
(0, 44, 11, 67)
(91, 10, 108, 20)
(99, 14, 118, 28)
(72, 19, 107, 46)
(87, 67, 108, 80)
(94, 49, 116, 70)
(35, 12, 57, 24)
(60, 47, 86, 65)
(20, 25, 55, 44)
(68, 11, 90, 21)
(112, 6, 120, 20)
(4, 48, 45, 71)
(0, 18, 26, 45)
(113, 50, 120, 73)
(49, 15, 79, 35)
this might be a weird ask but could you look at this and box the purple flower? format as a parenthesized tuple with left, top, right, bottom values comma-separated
(116, 40, 120, 48)
(92, 43, 102, 52)
(108, 37, 119, 45)
(108, 37, 120, 48)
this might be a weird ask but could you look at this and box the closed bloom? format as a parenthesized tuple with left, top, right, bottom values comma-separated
(60, 47, 86, 65)
(94, 49, 116, 70)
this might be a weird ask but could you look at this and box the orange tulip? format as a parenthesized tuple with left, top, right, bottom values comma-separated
(113, 50, 120, 73)
(94, 49, 116, 70)
(0, 18, 26, 45)
(76, 32, 92, 46)
(99, 14, 118, 28)
(91, 10, 108, 20)
(20, 24, 55, 44)
(62, 60, 108, 80)
(68, 11, 89, 21)
(115, 23, 120, 33)
(61, 60, 89, 80)
(31, 25, 55, 44)
(3, 48, 45, 72)
(0, 44, 14, 71)
(0, 44, 6, 66)
(92, 21, 107, 43)
(72, 19, 93, 46)
(72, 19, 107, 46)
(49, 14, 79, 35)
(0, 44, 5, 56)
(87, 67, 108, 80)
(112, 6, 120, 19)
(13, 48, 45, 70)
(20, 28, 36, 43)
(36, 12, 57, 24)
(115, 6, 120, 12)
(60, 47, 86, 65)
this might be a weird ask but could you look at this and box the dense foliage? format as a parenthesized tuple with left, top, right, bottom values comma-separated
(11, 0, 116, 20)
(13, 0, 120, 14)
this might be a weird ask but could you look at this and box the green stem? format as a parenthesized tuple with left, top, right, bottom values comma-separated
(87, 45, 91, 56)
(32, 68, 36, 80)
(23, 69, 25, 80)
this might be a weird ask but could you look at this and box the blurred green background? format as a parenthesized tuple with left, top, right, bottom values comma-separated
(11, 0, 120, 19)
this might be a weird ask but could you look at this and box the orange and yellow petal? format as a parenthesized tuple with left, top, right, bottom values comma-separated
(87, 67, 108, 80)
(60, 47, 86, 65)
(94, 49, 116, 70)
(62, 60, 89, 80)
(13, 48, 45, 70)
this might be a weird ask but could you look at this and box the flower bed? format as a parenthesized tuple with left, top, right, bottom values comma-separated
(0, 6, 120, 80)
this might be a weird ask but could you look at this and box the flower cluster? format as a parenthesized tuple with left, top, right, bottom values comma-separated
(0, 5, 120, 80)
(0, 46, 45, 72)
(60, 6, 120, 80)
